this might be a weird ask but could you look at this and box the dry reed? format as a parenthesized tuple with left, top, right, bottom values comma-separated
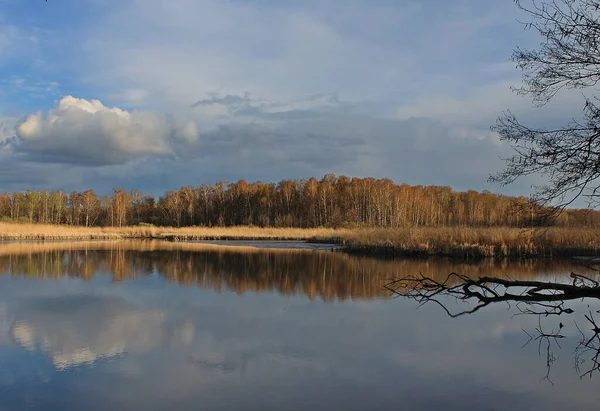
(1, 222, 600, 258)
(338, 226, 600, 258)
(0, 223, 349, 241)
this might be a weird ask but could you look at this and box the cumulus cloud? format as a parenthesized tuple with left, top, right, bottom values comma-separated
(15, 96, 199, 166)
(0, 91, 533, 196)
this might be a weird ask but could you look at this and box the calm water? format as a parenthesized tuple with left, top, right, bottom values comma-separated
(0, 240, 598, 410)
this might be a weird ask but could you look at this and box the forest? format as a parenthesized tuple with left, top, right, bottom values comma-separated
(1, 174, 599, 228)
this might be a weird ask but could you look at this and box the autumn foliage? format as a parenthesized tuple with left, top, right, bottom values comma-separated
(1, 174, 599, 228)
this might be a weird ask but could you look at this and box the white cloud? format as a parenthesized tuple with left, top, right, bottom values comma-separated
(15, 96, 199, 166)
(0, 92, 522, 194)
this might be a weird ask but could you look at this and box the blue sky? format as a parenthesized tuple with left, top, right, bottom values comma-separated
(0, 0, 583, 195)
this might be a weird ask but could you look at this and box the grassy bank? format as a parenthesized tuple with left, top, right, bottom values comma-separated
(335, 227, 600, 258)
(1, 222, 600, 258)
(0, 223, 349, 241)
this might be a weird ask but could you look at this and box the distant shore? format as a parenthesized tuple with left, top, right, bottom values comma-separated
(1, 222, 599, 259)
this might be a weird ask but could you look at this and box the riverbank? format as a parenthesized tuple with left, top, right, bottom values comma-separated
(0, 223, 348, 241)
(337, 227, 600, 259)
(1, 222, 599, 259)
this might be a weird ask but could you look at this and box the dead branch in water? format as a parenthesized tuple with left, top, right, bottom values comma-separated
(384, 272, 600, 318)
(385, 271, 600, 380)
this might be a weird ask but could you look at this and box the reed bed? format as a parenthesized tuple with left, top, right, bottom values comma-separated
(1, 223, 600, 258)
(0, 223, 349, 241)
(338, 226, 600, 258)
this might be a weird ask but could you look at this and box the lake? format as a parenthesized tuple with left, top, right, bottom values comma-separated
(0, 240, 598, 410)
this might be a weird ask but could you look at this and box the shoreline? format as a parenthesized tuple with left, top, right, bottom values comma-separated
(341, 244, 600, 260)
(1, 222, 600, 259)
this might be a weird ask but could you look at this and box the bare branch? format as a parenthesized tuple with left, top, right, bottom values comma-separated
(493, 0, 600, 210)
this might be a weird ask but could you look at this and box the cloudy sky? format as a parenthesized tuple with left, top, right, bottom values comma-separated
(0, 0, 582, 195)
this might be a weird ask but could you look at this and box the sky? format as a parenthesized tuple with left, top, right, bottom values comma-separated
(0, 0, 585, 196)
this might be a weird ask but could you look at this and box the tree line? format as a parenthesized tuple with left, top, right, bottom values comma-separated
(0, 174, 598, 228)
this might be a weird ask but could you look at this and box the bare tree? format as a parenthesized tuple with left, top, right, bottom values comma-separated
(492, 0, 600, 209)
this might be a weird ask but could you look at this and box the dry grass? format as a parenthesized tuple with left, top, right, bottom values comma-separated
(338, 226, 600, 258)
(1, 222, 600, 258)
(0, 222, 350, 241)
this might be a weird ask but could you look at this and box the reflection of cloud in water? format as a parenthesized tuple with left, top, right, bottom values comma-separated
(10, 295, 194, 369)
(0, 303, 12, 347)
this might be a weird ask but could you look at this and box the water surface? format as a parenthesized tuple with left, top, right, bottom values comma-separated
(0, 240, 598, 410)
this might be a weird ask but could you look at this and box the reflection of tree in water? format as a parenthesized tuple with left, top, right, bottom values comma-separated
(0, 243, 396, 301)
(0, 241, 593, 302)
(385, 262, 600, 383)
